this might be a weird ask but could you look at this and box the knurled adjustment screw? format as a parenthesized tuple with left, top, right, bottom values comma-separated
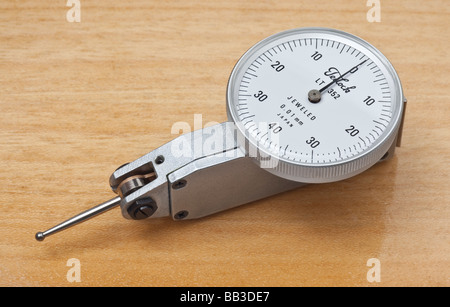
(128, 197, 157, 220)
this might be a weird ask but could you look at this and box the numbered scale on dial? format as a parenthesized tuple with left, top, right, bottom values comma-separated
(227, 27, 405, 182)
(36, 28, 406, 241)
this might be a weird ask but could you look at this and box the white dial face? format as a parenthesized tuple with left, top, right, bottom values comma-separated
(228, 29, 402, 166)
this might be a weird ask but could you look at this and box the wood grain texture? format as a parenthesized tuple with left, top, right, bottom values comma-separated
(0, 0, 448, 287)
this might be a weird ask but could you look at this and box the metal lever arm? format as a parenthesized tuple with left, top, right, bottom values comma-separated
(36, 116, 404, 240)
(109, 122, 304, 221)
(35, 197, 121, 241)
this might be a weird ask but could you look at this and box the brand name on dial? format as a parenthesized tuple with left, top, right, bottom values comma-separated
(324, 67, 357, 93)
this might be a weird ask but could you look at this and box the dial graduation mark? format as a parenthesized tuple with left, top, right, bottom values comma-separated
(235, 36, 393, 165)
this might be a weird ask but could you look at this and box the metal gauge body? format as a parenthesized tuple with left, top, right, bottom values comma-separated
(227, 28, 405, 183)
(36, 28, 406, 241)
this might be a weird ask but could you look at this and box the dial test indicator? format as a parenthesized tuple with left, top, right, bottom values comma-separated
(36, 28, 406, 241)
(228, 28, 403, 181)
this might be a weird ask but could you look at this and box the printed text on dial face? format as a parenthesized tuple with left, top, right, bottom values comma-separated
(234, 35, 395, 165)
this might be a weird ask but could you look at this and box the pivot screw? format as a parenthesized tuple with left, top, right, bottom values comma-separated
(174, 210, 189, 220)
(128, 198, 157, 220)
(172, 179, 187, 190)
(155, 155, 165, 165)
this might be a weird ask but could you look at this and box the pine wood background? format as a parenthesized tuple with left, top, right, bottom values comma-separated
(0, 0, 448, 286)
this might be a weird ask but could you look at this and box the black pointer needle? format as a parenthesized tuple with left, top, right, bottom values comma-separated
(308, 59, 369, 103)
(319, 59, 368, 93)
